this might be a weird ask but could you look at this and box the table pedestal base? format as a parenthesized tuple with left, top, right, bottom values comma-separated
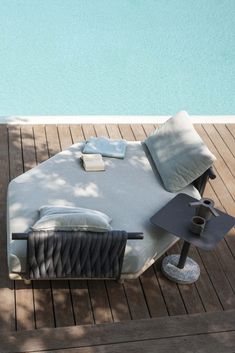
(162, 255, 200, 284)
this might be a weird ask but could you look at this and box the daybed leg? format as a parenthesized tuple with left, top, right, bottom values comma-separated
(24, 279, 32, 285)
(116, 278, 125, 284)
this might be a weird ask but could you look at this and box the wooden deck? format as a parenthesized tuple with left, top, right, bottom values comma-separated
(1, 310, 235, 353)
(0, 123, 235, 338)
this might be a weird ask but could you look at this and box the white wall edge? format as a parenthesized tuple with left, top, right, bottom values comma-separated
(0, 115, 235, 125)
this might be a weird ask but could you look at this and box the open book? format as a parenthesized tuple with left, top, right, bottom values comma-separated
(81, 154, 105, 172)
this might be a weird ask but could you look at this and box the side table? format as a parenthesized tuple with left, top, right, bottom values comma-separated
(150, 193, 235, 284)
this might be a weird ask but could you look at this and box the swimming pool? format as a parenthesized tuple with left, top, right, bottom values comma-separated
(0, 0, 234, 115)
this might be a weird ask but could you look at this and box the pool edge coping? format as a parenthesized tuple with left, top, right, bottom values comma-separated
(0, 115, 235, 124)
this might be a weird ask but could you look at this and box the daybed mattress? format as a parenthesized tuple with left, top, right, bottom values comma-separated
(7, 141, 201, 279)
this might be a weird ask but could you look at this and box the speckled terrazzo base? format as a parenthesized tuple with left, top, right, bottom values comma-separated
(162, 254, 200, 284)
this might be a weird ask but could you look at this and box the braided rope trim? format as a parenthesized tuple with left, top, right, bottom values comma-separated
(27, 230, 128, 279)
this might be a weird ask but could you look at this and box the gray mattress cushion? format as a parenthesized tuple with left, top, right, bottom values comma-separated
(7, 142, 200, 276)
(144, 111, 216, 192)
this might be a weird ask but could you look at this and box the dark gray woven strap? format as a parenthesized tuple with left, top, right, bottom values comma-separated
(27, 230, 128, 279)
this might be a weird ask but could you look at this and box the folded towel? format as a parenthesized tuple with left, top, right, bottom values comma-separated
(81, 153, 105, 171)
(83, 137, 127, 159)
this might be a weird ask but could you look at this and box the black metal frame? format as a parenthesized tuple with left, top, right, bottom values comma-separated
(12, 232, 144, 241)
(12, 231, 143, 280)
(192, 166, 216, 196)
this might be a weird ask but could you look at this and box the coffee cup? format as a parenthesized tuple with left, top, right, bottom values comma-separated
(190, 216, 206, 236)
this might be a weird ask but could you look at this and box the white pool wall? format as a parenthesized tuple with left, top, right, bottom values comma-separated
(0, 115, 234, 125)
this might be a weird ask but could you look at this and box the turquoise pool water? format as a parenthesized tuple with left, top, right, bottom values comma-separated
(0, 0, 234, 115)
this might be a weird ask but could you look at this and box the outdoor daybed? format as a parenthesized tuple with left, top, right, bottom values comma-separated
(7, 112, 216, 281)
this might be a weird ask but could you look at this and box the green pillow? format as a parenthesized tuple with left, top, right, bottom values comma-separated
(39, 205, 112, 223)
(144, 111, 216, 192)
(32, 208, 112, 232)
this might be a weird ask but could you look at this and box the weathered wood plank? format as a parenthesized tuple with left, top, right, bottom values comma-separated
(45, 125, 61, 157)
(57, 125, 73, 150)
(195, 124, 235, 202)
(140, 267, 168, 317)
(70, 281, 94, 326)
(196, 125, 235, 309)
(14, 126, 36, 331)
(142, 124, 156, 136)
(198, 125, 235, 257)
(21, 125, 37, 171)
(33, 125, 49, 164)
(88, 281, 113, 324)
(70, 125, 84, 142)
(51, 280, 75, 327)
(202, 178, 235, 300)
(32, 126, 55, 329)
(82, 124, 96, 138)
(14, 280, 35, 331)
(199, 248, 235, 310)
(36, 331, 235, 353)
(33, 281, 55, 329)
(0, 125, 15, 332)
(1, 310, 235, 353)
(173, 243, 205, 315)
(203, 124, 235, 178)
(227, 124, 235, 140)
(123, 279, 150, 320)
(118, 124, 135, 140)
(156, 251, 187, 316)
(94, 124, 109, 138)
(188, 246, 222, 312)
(8, 125, 24, 178)
(131, 124, 146, 141)
(215, 124, 235, 158)
(106, 125, 122, 139)
(105, 281, 131, 322)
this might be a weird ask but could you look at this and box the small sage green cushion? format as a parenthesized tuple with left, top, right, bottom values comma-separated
(144, 111, 216, 192)
(32, 207, 112, 232)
